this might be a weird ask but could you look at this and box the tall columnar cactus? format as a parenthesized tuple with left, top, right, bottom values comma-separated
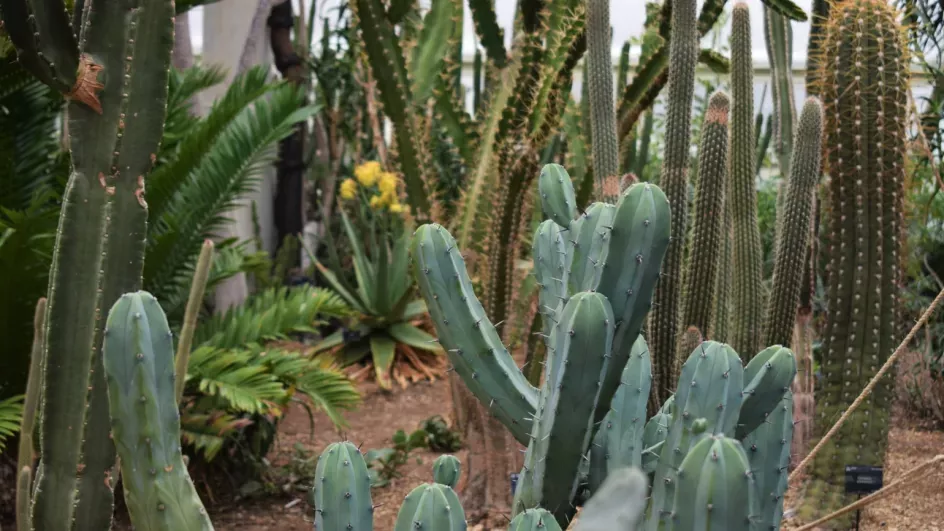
(102, 292, 213, 530)
(0, 1, 175, 528)
(728, 2, 765, 359)
(648, 0, 699, 408)
(586, 0, 620, 202)
(763, 99, 824, 347)
(764, 7, 797, 181)
(802, 0, 909, 523)
(680, 91, 729, 340)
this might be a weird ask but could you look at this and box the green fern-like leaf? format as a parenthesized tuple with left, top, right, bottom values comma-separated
(0, 394, 24, 451)
(194, 285, 353, 349)
(144, 79, 319, 301)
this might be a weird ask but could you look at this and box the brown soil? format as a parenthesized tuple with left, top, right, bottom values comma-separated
(205, 377, 460, 530)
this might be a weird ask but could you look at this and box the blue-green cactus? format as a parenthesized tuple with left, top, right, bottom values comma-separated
(508, 508, 563, 531)
(313, 442, 374, 531)
(102, 292, 213, 531)
(670, 435, 758, 530)
(741, 392, 794, 530)
(737, 345, 798, 439)
(514, 292, 615, 524)
(647, 341, 745, 529)
(567, 202, 617, 293)
(589, 336, 652, 492)
(432, 455, 462, 489)
(411, 224, 539, 444)
(539, 163, 577, 229)
(393, 483, 467, 531)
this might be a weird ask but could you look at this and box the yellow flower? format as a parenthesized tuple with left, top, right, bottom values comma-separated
(339, 178, 357, 200)
(389, 203, 404, 214)
(355, 161, 382, 187)
(378, 172, 398, 195)
(369, 195, 383, 209)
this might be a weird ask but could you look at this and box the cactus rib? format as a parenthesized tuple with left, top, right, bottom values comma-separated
(102, 292, 213, 530)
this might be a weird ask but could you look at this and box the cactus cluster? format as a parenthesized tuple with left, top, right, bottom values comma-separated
(0, 0, 175, 527)
(646, 1, 825, 416)
(801, 0, 909, 524)
(411, 160, 800, 528)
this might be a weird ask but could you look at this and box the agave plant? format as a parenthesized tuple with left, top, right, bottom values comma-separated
(309, 162, 443, 389)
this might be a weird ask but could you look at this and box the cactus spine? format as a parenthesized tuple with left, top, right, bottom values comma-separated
(587, 0, 619, 202)
(680, 91, 729, 340)
(102, 292, 213, 530)
(763, 99, 824, 347)
(0, 1, 176, 528)
(728, 2, 765, 359)
(802, 0, 909, 523)
(648, 0, 699, 408)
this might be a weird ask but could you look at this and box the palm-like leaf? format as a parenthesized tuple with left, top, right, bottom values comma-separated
(194, 285, 352, 349)
(145, 79, 319, 302)
(0, 394, 24, 451)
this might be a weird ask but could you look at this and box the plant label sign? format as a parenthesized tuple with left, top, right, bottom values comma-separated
(844, 465, 883, 494)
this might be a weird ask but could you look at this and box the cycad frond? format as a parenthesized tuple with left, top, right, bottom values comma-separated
(259, 351, 361, 427)
(148, 65, 273, 221)
(160, 64, 228, 159)
(187, 346, 287, 415)
(0, 56, 63, 211)
(156, 240, 260, 324)
(0, 394, 24, 452)
(179, 409, 250, 462)
(193, 285, 353, 349)
(144, 81, 318, 299)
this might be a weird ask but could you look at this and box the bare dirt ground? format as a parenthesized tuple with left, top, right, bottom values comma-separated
(206, 377, 459, 530)
(193, 376, 944, 531)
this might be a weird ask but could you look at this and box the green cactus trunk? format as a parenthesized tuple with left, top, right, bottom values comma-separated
(802, 0, 908, 524)
(586, 0, 620, 202)
(763, 99, 823, 347)
(680, 91, 729, 340)
(0, 1, 177, 528)
(727, 2, 765, 360)
(648, 0, 698, 409)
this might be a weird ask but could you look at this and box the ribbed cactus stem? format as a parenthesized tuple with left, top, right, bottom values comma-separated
(10, 2, 176, 528)
(803, 0, 908, 522)
(175, 239, 215, 403)
(587, 0, 620, 202)
(648, 0, 698, 407)
(763, 98, 823, 347)
(728, 2, 765, 360)
(76, 3, 175, 527)
(764, 7, 796, 180)
(680, 91, 729, 339)
(16, 298, 45, 531)
(103, 292, 213, 530)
